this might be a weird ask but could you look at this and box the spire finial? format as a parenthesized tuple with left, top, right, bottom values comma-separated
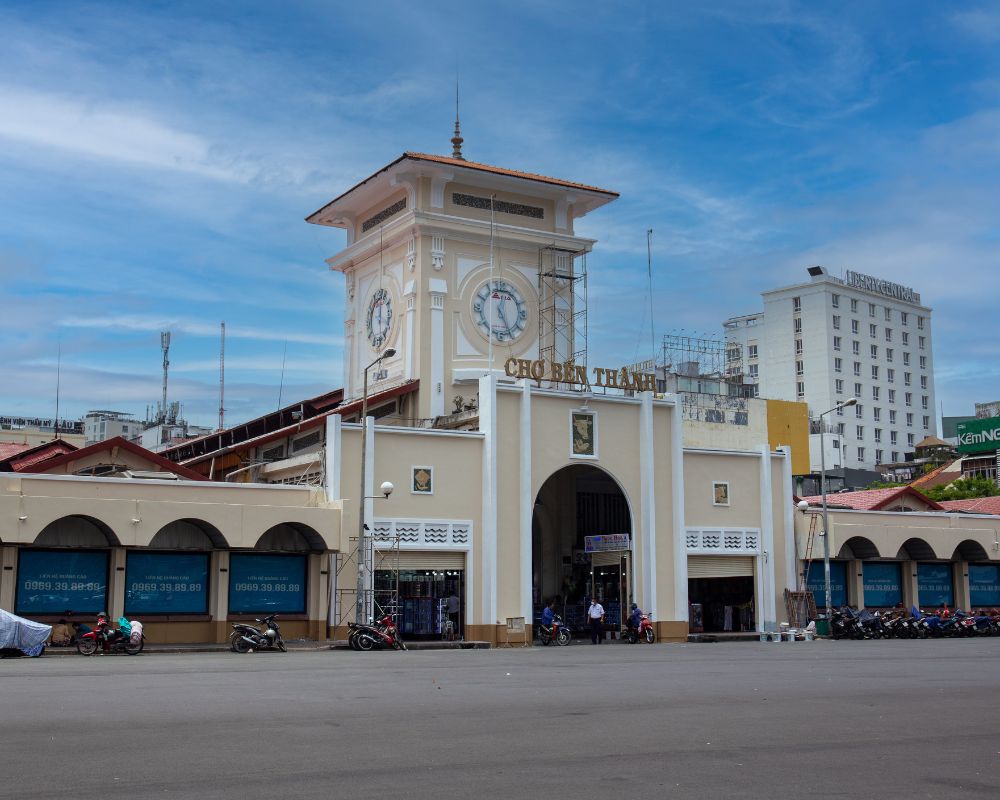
(451, 76, 464, 160)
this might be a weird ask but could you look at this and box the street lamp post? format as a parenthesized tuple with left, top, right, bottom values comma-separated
(356, 348, 396, 624)
(817, 397, 857, 621)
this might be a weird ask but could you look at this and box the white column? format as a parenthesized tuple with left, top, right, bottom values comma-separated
(362, 418, 375, 611)
(519, 379, 533, 621)
(344, 320, 355, 399)
(639, 391, 657, 617)
(669, 395, 687, 622)
(479, 373, 498, 626)
(403, 280, 416, 381)
(779, 445, 796, 592)
(759, 444, 777, 632)
(429, 279, 447, 417)
(324, 414, 342, 504)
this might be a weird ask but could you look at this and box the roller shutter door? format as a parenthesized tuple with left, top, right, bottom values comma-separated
(375, 551, 466, 570)
(687, 555, 754, 578)
(591, 551, 627, 567)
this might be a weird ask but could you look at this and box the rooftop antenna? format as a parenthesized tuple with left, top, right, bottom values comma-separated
(54, 340, 61, 436)
(160, 331, 171, 425)
(218, 321, 226, 431)
(451, 73, 464, 160)
(646, 229, 655, 361)
(277, 340, 288, 410)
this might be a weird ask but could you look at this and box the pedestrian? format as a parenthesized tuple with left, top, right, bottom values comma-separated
(588, 597, 605, 644)
(446, 591, 461, 641)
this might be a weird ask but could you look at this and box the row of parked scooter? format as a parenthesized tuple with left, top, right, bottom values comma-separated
(829, 606, 1000, 639)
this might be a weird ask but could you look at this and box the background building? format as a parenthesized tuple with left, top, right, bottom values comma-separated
(724, 265, 936, 473)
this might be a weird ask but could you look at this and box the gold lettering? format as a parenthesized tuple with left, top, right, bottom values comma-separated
(551, 362, 564, 382)
(575, 365, 589, 385)
(563, 361, 576, 384)
(630, 371, 643, 391)
(605, 368, 618, 388)
(530, 359, 545, 381)
(618, 368, 629, 389)
(516, 359, 533, 379)
(593, 367, 605, 386)
(504, 357, 518, 377)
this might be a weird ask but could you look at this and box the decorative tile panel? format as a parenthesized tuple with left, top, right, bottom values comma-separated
(372, 519, 474, 550)
(685, 527, 761, 555)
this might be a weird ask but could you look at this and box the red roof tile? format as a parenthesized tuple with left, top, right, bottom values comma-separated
(0, 442, 33, 460)
(937, 497, 1000, 515)
(798, 486, 942, 511)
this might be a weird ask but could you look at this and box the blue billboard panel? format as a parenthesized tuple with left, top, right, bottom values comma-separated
(15, 550, 108, 614)
(229, 554, 306, 614)
(917, 563, 953, 609)
(969, 565, 1000, 607)
(805, 561, 848, 608)
(863, 562, 902, 607)
(125, 553, 209, 614)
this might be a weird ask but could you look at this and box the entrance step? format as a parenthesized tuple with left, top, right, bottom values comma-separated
(687, 632, 760, 643)
(330, 640, 492, 650)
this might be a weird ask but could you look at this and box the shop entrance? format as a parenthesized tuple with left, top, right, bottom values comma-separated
(532, 464, 633, 635)
(374, 552, 465, 640)
(687, 556, 756, 633)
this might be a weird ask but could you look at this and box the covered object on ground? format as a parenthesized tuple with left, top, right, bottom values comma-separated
(0, 609, 51, 656)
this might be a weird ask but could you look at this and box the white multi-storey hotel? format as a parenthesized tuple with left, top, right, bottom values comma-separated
(724, 266, 936, 472)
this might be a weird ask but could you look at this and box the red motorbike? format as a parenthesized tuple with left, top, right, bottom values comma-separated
(624, 613, 656, 644)
(76, 614, 144, 656)
(352, 614, 407, 651)
(536, 614, 571, 646)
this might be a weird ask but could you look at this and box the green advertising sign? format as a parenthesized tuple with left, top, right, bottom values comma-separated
(956, 416, 1000, 454)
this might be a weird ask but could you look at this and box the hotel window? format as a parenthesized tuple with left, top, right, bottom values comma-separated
(832, 315, 841, 330)
(917, 316, 924, 329)
(870, 344, 878, 358)
(795, 360, 804, 376)
(886, 348, 894, 362)
(873, 407, 881, 421)
(794, 318, 802, 333)
(918, 336, 926, 350)
(902, 332, 910, 346)
(888, 389, 896, 404)
(890, 410, 897, 425)
(885, 328, 892, 342)
(872, 386, 880, 401)
(919, 355, 926, 369)
(853, 361, 861, 376)
(748, 363, 758, 378)
(833, 336, 841, 351)
(834, 357, 842, 373)
(855, 404, 864, 419)
(857, 447, 865, 461)
(876, 448, 884, 463)
(904, 372, 911, 386)
(797, 381, 805, 398)
(851, 298, 858, 312)
(851, 319, 860, 334)
(753, 385, 760, 397)
(795, 339, 803, 355)
(835, 378, 844, 394)
(856, 425, 864, 439)
(837, 423, 845, 435)
(902, 351, 910, 365)
(852, 340, 861, 355)
(891, 430, 898, 445)
(869, 323, 877, 338)
(907, 433, 915, 447)
(905, 392, 912, 407)
(923, 415, 930, 429)
(901, 312, 908, 325)
(836, 406, 844, 417)
(884, 307, 891, 322)
(832, 439, 840, 449)
(793, 296, 802, 312)
(887, 368, 895, 383)
(892, 450, 899, 462)
(854, 382, 863, 397)
(920, 375, 927, 390)
(874, 428, 882, 443)
(831, 293, 840, 308)
(921, 395, 928, 410)
(868, 303, 876, 317)
(906, 412, 913, 427)
(871, 365, 879, 380)
(748, 344, 758, 359)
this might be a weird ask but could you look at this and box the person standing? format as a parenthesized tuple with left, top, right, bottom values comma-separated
(445, 591, 461, 641)
(588, 598, 605, 644)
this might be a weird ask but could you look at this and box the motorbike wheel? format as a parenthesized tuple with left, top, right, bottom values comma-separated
(397, 639, 407, 651)
(124, 639, 143, 656)
(643, 628, 656, 644)
(233, 636, 252, 654)
(348, 631, 361, 651)
(76, 638, 98, 656)
(556, 629, 571, 646)
(229, 631, 243, 652)
(356, 634, 376, 651)
(276, 639, 287, 653)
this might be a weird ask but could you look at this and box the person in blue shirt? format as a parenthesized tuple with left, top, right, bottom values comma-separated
(628, 603, 643, 632)
(540, 599, 557, 642)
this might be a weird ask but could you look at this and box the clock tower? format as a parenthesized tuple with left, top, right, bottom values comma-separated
(306, 150, 618, 421)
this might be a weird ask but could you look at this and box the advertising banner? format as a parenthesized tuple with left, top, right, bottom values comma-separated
(15, 550, 108, 614)
(584, 534, 630, 553)
(956, 416, 1000, 454)
(863, 562, 902, 607)
(805, 561, 847, 608)
(229, 554, 306, 614)
(969, 564, 1000, 607)
(917, 563, 953, 608)
(125, 553, 210, 614)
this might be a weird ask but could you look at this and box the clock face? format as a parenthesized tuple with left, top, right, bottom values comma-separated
(473, 279, 528, 343)
(366, 287, 393, 349)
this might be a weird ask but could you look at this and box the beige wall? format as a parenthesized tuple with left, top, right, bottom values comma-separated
(683, 452, 762, 528)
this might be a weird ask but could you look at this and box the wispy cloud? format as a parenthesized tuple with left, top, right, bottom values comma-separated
(60, 315, 340, 347)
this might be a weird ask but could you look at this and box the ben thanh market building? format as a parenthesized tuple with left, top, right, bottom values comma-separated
(3, 142, 1000, 643)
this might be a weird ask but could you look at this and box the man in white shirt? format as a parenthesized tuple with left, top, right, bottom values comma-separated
(588, 598, 605, 644)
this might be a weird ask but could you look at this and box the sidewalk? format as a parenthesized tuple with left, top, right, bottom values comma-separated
(42, 638, 494, 655)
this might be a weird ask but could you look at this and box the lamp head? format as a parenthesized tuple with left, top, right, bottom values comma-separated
(797, 500, 809, 512)
(380, 481, 394, 498)
(383, 348, 396, 359)
(841, 397, 858, 408)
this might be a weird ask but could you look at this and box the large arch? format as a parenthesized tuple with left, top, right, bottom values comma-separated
(532, 463, 633, 629)
(254, 522, 326, 552)
(953, 540, 990, 562)
(896, 537, 938, 561)
(34, 515, 119, 547)
(148, 519, 228, 550)
(837, 536, 880, 560)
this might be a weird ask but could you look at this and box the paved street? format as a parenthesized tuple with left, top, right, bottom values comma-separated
(2, 640, 998, 799)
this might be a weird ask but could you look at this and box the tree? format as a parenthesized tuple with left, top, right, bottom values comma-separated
(865, 480, 906, 490)
(923, 477, 1000, 502)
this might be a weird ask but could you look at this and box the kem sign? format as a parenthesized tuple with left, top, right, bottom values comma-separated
(956, 416, 1000, 454)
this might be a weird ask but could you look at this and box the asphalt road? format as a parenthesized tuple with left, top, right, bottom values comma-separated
(2, 640, 998, 799)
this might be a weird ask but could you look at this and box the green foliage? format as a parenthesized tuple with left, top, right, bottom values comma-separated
(865, 480, 906, 490)
(923, 477, 1000, 501)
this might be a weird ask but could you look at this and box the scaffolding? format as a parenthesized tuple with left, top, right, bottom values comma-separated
(333, 525, 403, 626)
(538, 246, 588, 377)
(659, 331, 743, 381)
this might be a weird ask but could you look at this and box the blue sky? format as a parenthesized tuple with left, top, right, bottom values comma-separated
(3, 2, 1000, 427)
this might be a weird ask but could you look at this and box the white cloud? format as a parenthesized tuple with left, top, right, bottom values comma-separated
(60, 315, 340, 347)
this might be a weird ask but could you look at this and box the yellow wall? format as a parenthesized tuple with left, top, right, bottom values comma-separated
(766, 399, 809, 475)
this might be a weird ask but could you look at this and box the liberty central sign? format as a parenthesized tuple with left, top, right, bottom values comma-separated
(844, 270, 918, 304)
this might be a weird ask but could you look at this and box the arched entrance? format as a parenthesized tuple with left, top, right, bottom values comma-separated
(532, 464, 633, 634)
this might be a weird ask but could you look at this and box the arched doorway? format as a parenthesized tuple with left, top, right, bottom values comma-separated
(532, 464, 632, 634)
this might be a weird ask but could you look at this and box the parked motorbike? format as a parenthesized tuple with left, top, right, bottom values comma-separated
(350, 614, 406, 651)
(624, 613, 656, 644)
(536, 613, 571, 647)
(231, 614, 286, 653)
(77, 614, 144, 656)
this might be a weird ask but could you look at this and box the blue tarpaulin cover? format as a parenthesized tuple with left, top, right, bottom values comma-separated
(0, 608, 51, 656)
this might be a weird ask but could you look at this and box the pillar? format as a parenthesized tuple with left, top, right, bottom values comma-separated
(849, 559, 865, 608)
(0, 546, 16, 610)
(954, 561, 970, 610)
(902, 560, 918, 610)
(209, 550, 229, 642)
(108, 547, 127, 619)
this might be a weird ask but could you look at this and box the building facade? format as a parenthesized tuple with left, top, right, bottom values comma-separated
(724, 266, 936, 472)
